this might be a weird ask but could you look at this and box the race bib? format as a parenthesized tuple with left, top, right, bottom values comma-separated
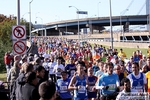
(88, 86, 94, 92)
(56, 72, 61, 76)
(60, 86, 67, 91)
(78, 86, 86, 93)
(108, 84, 116, 91)
(135, 86, 143, 92)
(70, 70, 75, 75)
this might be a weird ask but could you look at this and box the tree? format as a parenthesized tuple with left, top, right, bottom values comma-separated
(0, 14, 30, 71)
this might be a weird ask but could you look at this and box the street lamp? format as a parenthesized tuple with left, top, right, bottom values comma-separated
(29, 0, 33, 45)
(97, 2, 101, 18)
(22, 12, 29, 22)
(109, 0, 113, 49)
(120, 9, 128, 42)
(36, 17, 43, 36)
(69, 6, 80, 42)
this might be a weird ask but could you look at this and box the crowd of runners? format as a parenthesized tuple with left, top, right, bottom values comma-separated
(2, 36, 150, 100)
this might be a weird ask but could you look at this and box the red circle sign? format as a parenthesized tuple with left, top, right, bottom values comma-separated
(13, 41, 26, 54)
(13, 26, 25, 39)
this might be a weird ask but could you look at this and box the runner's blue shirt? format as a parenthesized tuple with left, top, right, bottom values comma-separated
(74, 75, 87, 99)
(65, 64, 76, 78)
(56, 78, 72, 99)
(97, 73, 120, 95)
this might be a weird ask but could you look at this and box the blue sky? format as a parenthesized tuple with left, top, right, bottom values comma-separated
(0, 0, 147, 24)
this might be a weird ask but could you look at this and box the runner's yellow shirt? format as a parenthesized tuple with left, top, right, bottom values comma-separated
(148, 48, 150, 57)
(145, 71, 150, 93)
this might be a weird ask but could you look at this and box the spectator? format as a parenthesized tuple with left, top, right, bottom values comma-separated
(4, 52, 12, 77)
(14, 63, 34, 100)
(36, 66, 45, 86)
(22, 72, 40, 100)
(7, 60, 21, 97)
(39, 81, 56, 100)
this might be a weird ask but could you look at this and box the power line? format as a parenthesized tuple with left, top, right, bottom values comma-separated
(123, 0, 134, 15)
(126, 0, 134, 10)
(137, 1, 146, 15)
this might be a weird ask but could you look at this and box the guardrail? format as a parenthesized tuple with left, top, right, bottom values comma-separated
(82, 38, 150, 43)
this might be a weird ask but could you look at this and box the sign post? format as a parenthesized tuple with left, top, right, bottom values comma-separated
(12, 25, 26, 55)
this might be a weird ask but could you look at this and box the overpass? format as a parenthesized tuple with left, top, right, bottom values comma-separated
(32, 15, 148, 36)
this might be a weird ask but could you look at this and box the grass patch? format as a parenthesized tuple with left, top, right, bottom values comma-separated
(114, 47, 147, 58)
(0, 70, 7, 82)
(91, 44, 148, 59)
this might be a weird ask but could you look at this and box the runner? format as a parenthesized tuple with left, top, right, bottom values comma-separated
(68, 63, 88, 100)
(127, 62, 147, 92)
(65, 57, 76, 79)
(87, 68, 97, 100)
(116, 78, 138, 100)
(53, 57, 65, 80)
(48, 56, 57, 82)
(96, 62, 120, 100)
(56, 71, 72, 100)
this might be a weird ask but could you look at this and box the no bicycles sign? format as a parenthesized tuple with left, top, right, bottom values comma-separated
(13, 40, 26, 55)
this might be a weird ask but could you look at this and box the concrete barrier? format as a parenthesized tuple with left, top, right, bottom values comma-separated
(88, 41, 149, 49)
(26, 32, 150, 49)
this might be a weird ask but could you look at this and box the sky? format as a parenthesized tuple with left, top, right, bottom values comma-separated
(0, 0, 147, 26)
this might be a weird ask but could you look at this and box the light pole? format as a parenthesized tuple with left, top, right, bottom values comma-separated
(120, 9, 128, 42)
(66, 22, 67, 34)
(97, 2, 101, 18)
(36, 17, 43, 36)
(29, 0, 33, 45)
(17, 0, 20, 25)
(109, 0, 113, 49)
(22, 12, 29, 22)
(89, 15, 97, 35)
(69, 6, 80, 42)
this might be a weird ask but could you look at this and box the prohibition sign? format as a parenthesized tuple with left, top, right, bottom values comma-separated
(13, 41, 26, 54)
(13, 26, 25, 39)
